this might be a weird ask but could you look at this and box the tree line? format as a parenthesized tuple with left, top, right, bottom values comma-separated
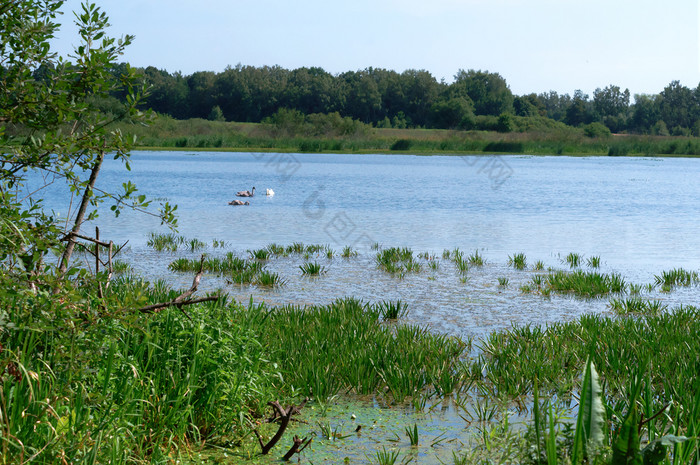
(129, 64, 699, 135)
(29, 61, 698, 136)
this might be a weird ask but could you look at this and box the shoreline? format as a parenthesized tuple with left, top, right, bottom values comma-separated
(131, 145, 700, 158)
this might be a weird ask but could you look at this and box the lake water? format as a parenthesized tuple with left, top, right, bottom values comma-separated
(29, 151, 700, 339)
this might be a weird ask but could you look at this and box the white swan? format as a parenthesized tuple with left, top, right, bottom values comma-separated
(266, 188, 275, 196)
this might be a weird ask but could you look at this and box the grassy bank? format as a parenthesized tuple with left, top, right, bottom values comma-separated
(115, 114, 700, 157)
(3, 238, 700, 463)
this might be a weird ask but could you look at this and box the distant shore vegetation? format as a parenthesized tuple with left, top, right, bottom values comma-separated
(8, 64, 700, 155)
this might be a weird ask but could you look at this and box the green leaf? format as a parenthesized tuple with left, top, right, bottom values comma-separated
(612, 405, 642, 465)
(572, 358, 605, 463)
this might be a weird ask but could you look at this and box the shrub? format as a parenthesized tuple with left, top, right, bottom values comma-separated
(583, 122, 611, 138)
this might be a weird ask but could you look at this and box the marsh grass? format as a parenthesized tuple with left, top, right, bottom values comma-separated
(609, 297, 668, 315)
(541, 270, 626, 297)
(299, 261, 326, 275)
(341, 245, 357, 258)
(255, 270, 285, 287)
(533, 260, 545, 271)
(564, 252, 582, 268)
(586, 255, 601, 268)
(249, 248, 270, 260)
(508, 253, 527, 270)
(112, 259, 132, 274)
(147, 232, 185, 251)
(376, 247, 422, 274)
(654, 268, 699, 288)
(468, 249, 485, 266)
(376, 300, 409, 320)
(497, 277, 509, 287)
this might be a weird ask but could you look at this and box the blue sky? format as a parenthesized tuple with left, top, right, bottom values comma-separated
(52, 0, 699, 97)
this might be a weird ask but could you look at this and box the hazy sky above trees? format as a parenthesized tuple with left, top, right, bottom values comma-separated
(53, 0, 699, 96)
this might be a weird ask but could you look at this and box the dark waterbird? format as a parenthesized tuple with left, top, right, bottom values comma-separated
(228, 200, 250, 206)
(236, 186, 255, 197)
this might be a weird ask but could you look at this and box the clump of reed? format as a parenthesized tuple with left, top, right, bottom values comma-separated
(654, 268, 699, 288)
(497, 277, 509, 287)
(255, 270, 285, 287)
(147, 232, 185, 251)
(341, 245, 357, 258)
(529, 269, 626, 297)
(586, 255, 601, 268)
(299, 261, 326, 275)
(249, 248, 270, 260)
(468, 249, 485, 266)
(564, 252, 582, 268)
(375, 300, 409, 320)
(256, 297, 469, 402)
(470, 303, 700, 457)
(508, 252, 527, 270)
(375, 247, 422, 274)
(609, 297, 667, 315)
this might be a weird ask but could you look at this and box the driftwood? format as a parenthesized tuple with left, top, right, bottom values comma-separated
(254, 399, 309, 455)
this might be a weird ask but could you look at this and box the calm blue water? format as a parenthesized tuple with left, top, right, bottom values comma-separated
(26, 151, 700, 338)
(36, 151, 700, 267)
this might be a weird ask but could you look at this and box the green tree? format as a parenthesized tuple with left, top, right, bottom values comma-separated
(430, 96, 474, 129)
(1, 1, 176, 277)
(564, 90, 593, 126)
(451, 69, 514, 116)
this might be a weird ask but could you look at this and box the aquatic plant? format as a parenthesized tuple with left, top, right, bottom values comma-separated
(654, 268, 699, 288)
(508, 253, 527, 270)
(147, 232, 184, 251)
(533, 260, 545, 271)
(468, 249, 485, 266)
(187, 238, 207, 251)
(375, 300, 409, 320)
(249, 248, 270, 260)
(373, 447, 401, 465)
(211, 238, 227, 248)
(565, 252, 582, 268)
(498, 277, 509, 287)
(266, 243, 288, 256)
(341, 245, 357, 258)
(299, 261, 326, 275)
(406, 423, 419, 446)
(609, 297, 667, 315)
(429, 260, 439, 271)
(112, 259, 132, 274)
(376, 247, 421, 274)
(255, 270, 285, 287)
(587, 255, 601, 268)
(542, 270, 626, 297)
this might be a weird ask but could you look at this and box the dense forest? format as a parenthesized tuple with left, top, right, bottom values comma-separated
(108, 64, 699, 136)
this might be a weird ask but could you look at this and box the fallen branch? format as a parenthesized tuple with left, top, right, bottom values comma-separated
(129, 255, 218, 319)
(254, 399, 309, 455)
(282, 435, 312, 461)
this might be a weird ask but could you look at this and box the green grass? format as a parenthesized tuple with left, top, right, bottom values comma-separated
(564, 252, 582, 268)
(375, 300, 409, 320)
(609, 297, 668, 315)
(538, 269, 626, 297)
(147, 232, 185, 251)
(255, 270, 285, 287)
(467, 249, 485, 266)
(299, 261, 326, 275)
(376, 247, 422, 274)
(508, 252, 527, 270)
(654, 268, 699, 288)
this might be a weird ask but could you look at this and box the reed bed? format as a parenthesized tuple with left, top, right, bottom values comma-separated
(654, 268, 699, 288)
(299, 261, 326, 275)
(253, 297, 469, 402)
(376, 247, 422, 274)
(528, 269, 627, 297)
